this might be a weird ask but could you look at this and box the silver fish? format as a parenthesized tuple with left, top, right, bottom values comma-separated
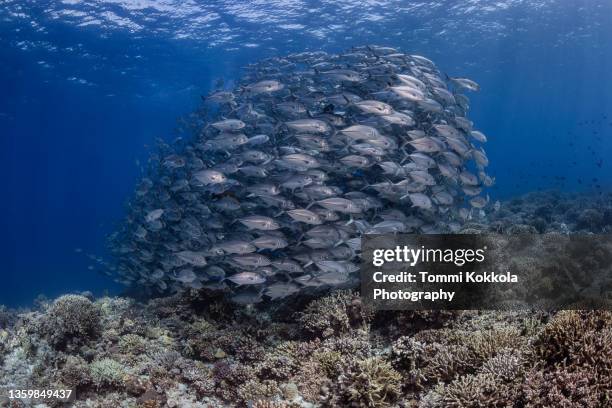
(321, 69, 362, 82)
(391, 85, 425, 101)
(109, 45, 493, 302)
(227, 272, 266, 285)
(405, 193, 433, 210)
(354, 100, 394, 116)
(239, 215, 281, 230)
(175, 269, 198, 284)
(408, 137, 444, 153)
(211, 119, 245, 132)
(231, 254, 271, 268)
(264, 282, 300, 299)
(278, 153, 320, 169)
(193, 170, 227, 185)
(253, 235, 288, 250)
(145, 209, 164, 223)
(448, 76, 480, 92)
(470, 130, 488, 143)
(286, 119, 330, 134)
(316, 197, 362, 214)
(245, 80, 284, 94)
(176, 251, 207, 267)
(340, 155, 371, 168)
(316, 271, 350, 285)
(287, 208, 322, 225)
(340, 125, 381, 141)
(214, 240, 257, 255)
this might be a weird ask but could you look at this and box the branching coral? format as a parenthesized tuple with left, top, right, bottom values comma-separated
(1, 261, 609, 408)
(320, 331, 372, 358)
(534, 310, 611, 365)
(237, 379, 282, 404)
(89, 358, 126, 389)
(407, 325, 525, 387)
(251, 400, 292, 408)
(298, 290, 371, 338)
(478, 349, 525, 382)
(385, 310, 460, 335)
(256, 354, 298, 381)
(530, 310, 612, 405)
(433, 373, 519, 408)
(59, 355, 92, 389)
(293, 359, 328, 403)
(523, 366, 605, 407)
(119, 333, 147, 354)
(328, 357, 402, 408)
(38, 294, 101, 349)
(464, 326, 523, 366)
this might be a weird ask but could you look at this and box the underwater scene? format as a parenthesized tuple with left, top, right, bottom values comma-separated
(1, 0, 611, 407)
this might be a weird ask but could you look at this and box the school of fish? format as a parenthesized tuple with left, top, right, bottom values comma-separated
(107, 45, 493, 304)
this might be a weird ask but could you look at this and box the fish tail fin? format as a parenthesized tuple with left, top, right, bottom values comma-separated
(359, 183, 371, 191)
(272, 121, 283, 136)
(295, 233, 305, 245)
(342, 94, 353, 106)
(341, 137, 354, 154)
(400, 147, 411, 164)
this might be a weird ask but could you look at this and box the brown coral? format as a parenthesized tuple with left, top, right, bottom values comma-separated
(437, 373, 519, 407)
(329, 357, 402, 408)
(535, 310, 611, 366)
(39, 294, 100, 349)
(298, 290, 371, 338)
(237, 379, 282, 404)
(251, 400, 290, 408)
(523, 366, 605, 407)
(58, 355, 92, 389)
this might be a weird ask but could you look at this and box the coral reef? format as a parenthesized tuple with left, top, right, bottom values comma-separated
(328, 356, 402, 407)
(1, 288, 609, 407)
(298, 290, 371, 339)
(479, 190, 612, 234)
(36, 294, 101, 350)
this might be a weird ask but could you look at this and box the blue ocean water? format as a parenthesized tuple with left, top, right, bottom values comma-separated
(1, 0, 611, 307)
